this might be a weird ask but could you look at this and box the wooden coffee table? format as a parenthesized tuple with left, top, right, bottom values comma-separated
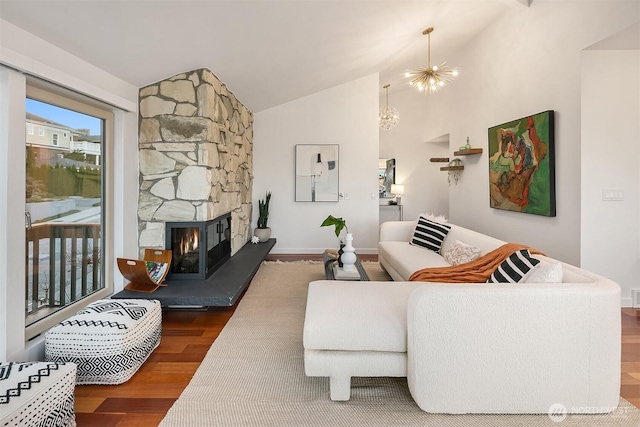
(322, 251, 370, 281)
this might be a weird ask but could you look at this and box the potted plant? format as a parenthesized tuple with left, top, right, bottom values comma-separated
(254, 191, 272, 242)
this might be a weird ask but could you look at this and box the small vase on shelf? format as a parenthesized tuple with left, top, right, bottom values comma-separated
(340, 233, 357, 272)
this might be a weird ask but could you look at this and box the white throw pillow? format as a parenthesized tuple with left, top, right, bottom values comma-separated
(419, 213, 448, 224)
(523, 260, 563, 283)
(443, 240, 482, 266)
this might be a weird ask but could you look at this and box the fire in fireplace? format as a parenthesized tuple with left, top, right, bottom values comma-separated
(165, 213, 231, 280)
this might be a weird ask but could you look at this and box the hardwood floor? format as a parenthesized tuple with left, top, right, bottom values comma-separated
(74, 272, 640, 426)
(622, 308, 640, 409)
(75, 305, 238, 426)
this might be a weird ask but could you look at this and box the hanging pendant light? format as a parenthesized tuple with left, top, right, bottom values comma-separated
(405, 27, 459, 94)
(379, 84, 400, 130)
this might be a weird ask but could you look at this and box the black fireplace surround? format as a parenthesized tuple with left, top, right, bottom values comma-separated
(165, 213, 231, 281)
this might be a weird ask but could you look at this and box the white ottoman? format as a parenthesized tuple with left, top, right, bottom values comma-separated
(0, 361, 77, 427)
(303, 280, 422, 400)
(45, 299, 161, 385)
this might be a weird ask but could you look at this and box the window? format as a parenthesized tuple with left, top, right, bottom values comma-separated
(24, 81, 114, 339)
(27, 124, 34, 135)
(63, 132, 67, 138)
(39, 127, 44, 136)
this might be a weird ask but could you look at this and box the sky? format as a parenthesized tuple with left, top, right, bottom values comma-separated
(26, 98, 102, 135)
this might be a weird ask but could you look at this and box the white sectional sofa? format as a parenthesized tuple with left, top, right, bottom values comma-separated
(378, 220, 505, 282)
(304, 220, 621, 414)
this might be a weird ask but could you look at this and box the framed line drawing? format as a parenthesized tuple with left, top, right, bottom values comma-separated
(295, 144, 339, 202)
(488, 110, 556, 216)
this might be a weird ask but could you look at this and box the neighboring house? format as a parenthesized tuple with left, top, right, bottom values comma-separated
(71, 139, 101, 166)
(26, 112, 101, 167)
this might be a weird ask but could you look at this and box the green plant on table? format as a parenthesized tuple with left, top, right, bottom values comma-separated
(320, 215, 348, 238)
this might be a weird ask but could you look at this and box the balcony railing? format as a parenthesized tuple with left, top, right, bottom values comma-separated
(71, 141, 101, 156)
(25, 222, 102, 319)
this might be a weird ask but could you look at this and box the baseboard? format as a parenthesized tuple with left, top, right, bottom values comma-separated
(269, 247, 378, 255)
(265, 253, 378, 262)
(621, 296, 635, 308)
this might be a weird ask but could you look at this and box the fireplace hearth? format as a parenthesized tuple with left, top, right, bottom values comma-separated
(165, 213, 231, 280)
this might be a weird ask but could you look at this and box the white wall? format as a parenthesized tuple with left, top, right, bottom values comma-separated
(582, 50, 640, 307)
(379, 86, 450, 222)
(402, 1, 639, 266)
(253, 74, 380, 254)
(0, 19, 139, 360)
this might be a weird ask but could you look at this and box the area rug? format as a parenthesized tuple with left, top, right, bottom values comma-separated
(160, 261, 640, 426)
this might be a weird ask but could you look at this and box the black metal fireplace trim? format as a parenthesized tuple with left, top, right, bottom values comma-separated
(164, 212, 231, 281)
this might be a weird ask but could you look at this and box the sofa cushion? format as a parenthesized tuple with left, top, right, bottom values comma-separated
(560, 264, 596, 283)
(487, 249, 540, 283)
(440, 225, 506, 256)
(304, 281, 423, 352)
(443, 240, 482, 265)
(379, 241, 451, 281)
(410, 216, 451, 253)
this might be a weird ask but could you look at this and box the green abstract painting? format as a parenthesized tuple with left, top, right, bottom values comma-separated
(488, 110, 556, 217)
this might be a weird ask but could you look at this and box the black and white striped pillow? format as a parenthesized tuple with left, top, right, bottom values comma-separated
(410, 216, 451, 253)
(487, 249, 540, 283)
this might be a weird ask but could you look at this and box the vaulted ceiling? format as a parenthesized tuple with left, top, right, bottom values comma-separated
(0, 0, 531, 112)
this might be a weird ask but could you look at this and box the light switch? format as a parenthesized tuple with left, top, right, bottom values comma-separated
(602, 189, 624, 201)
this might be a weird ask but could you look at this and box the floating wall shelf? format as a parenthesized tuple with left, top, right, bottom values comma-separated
(433, 148, 480, 174)
(453, 148, 483, 156)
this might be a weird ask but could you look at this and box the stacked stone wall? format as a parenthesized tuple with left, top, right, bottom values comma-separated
(137, 68, 253, 256)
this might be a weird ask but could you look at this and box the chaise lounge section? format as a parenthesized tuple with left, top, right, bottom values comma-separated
(304, 220, 621, 414)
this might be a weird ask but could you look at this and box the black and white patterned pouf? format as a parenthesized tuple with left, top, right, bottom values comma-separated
(44, 299, 161, 385)
(0, 361, 77, 427)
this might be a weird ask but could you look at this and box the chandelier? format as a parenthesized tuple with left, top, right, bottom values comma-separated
(405, 27, 458, 94)
(379, 84, 399, 130)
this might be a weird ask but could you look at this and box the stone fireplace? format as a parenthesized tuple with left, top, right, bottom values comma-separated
(137, 68, 253, 260)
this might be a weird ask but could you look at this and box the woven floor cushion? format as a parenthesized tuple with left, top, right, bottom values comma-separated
(45, 299, 161, 385)
(0, 361, 76, 427)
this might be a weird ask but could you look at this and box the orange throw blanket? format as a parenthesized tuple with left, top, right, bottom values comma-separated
(408, 243, 543, 283)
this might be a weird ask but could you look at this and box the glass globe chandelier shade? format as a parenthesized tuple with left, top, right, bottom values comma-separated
(405, 27, 459, 94)
(379, 84, 400, 130)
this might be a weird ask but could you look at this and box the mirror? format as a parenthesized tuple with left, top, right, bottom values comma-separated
(378, 158, 395, 198)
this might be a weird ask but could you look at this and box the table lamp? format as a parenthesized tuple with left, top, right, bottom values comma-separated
(391, 184, 404, 205)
